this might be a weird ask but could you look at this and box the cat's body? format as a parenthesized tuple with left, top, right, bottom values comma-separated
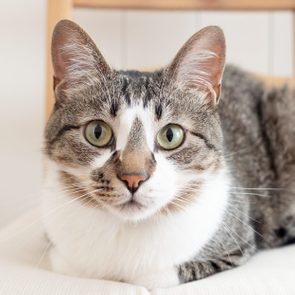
(221, 66, 295, 250)
(43, 20, 295, 289)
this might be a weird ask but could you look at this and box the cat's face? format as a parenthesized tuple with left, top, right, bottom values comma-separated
(45, 20, 225, 221)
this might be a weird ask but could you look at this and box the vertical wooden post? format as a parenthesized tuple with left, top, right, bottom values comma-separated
(293, 11, 295, 76)
(46, 0, 73, 121)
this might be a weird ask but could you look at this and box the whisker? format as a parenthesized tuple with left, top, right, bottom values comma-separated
(0, 189, 98, 244)
(210, 234, 233, 265)
(222, 223, 244, 255)
(34, 240, 52, 268)
(168, 200, 189, 212)
(227, 200, 260, 223)
(226, 210, 265, 241)
(230, 186, 284, 191)
(228, 191, 268, 198)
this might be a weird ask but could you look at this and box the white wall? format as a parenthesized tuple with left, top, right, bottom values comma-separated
(0, 1, 293, 228)
(74, 9, 293, 75)
(0, 0, 46, 228)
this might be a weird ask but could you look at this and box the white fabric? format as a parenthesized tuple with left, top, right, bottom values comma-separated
(0, 208, 294, 294)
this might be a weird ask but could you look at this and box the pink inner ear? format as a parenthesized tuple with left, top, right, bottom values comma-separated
(51, 20, 112, 94)
(52, 42, 69, 85)
(51, 22, 74, 84)
(169, 26, 225, 104)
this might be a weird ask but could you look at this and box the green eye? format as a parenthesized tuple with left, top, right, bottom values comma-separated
(157, 124, 184, 150)
(84, 120, 113, 147)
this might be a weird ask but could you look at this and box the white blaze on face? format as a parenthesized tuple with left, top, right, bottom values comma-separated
(116, 105, 155, 155)
(90, 104, 155, 174)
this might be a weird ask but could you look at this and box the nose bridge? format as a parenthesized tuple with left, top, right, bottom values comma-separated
(121, 117, 149, 169)
(117, 117, 156, 192)
(124, 117, 147, 152)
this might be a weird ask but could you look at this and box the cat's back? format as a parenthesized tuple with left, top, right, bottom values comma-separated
(220, 65, 295, 248)
(219, 65, 274, 189)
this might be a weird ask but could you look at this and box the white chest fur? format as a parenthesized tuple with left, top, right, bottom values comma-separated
(42, 167, 230, 283)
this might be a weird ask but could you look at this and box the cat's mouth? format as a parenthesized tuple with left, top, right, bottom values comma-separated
(116, 199, 144, 210)
(105, 192, 166, 221)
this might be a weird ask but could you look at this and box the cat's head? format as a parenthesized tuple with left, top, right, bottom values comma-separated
(45, 20, 226, 221)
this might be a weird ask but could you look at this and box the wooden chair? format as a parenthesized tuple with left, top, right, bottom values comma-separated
(46, 0, 295, 120)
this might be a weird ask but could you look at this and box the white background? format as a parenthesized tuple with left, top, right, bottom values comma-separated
(0, 0, 293, 227)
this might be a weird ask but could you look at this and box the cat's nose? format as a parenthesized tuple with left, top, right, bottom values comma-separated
(118, 171, 148, 193)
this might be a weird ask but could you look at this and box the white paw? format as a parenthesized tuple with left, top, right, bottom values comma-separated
(131, 267, 180, 289)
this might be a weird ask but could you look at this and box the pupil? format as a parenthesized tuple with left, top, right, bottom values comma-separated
(166, 128, 174, 142)
(94, 124, 102, 139)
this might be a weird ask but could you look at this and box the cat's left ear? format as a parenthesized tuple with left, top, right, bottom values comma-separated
(165, 26, 225, 105)
(51, 19, 112, 96)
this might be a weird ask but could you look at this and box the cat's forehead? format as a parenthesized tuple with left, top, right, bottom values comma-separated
(59, 71, 161, 122)
(49, 70, 213, 143)
(113, 71, 211, 118)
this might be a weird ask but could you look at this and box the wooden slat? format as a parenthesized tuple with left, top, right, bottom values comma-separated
(293, 12, 295, 75)
(46, 0, 73, 121)
(73, 0, 295, 11)
(258, 74, 295, 88)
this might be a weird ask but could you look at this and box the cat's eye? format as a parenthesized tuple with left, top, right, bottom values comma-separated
(84, 120, 113, 147)
(156, 124, 184, 150)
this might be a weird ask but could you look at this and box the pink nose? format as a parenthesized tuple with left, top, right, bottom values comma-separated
(118, 172, 148, 193)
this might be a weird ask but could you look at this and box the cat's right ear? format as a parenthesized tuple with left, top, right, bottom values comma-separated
(51, 19, 112, 98)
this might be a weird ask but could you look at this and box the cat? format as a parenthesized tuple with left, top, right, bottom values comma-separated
(43, 19, 295, 289)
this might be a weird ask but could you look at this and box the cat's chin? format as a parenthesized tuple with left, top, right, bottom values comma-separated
(106, 201, 160, 222)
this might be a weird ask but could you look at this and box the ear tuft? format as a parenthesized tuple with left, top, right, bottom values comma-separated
(51, 19, 111, 98)
(166, 26, 226, 105)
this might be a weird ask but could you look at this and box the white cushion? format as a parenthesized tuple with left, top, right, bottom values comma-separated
(0, 208, 294, 294)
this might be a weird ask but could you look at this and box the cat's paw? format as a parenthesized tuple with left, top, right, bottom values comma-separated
(131, 267, 180, 290)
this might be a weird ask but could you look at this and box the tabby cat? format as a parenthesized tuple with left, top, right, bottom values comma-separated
(43, 20, 295, 289)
